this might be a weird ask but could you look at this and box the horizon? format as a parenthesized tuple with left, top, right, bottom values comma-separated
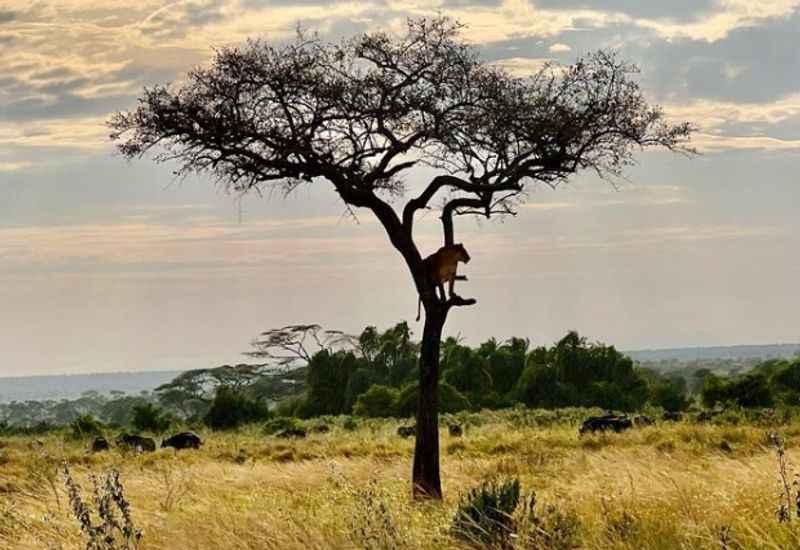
(2, 1, 799, 377)
(1, 339, 798, 380)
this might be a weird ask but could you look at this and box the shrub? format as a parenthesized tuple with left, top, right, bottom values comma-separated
(353, 385, 400, 418)
(70, 414, 104, 439)
(63, 464, 142, 549)
(452, 478, 520, 549)
(203, 386, 271, 430)
(131, 403, 171, 433)
(343, 417, 359, 431)
(396, 382, 470, 418)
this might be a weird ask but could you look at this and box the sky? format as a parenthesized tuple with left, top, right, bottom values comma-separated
(1, 0, 799, 376)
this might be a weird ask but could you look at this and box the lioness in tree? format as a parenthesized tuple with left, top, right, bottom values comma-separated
(416, 243, 471, 321)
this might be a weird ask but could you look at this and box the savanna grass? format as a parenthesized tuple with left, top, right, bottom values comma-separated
(0, 409, 799, 549)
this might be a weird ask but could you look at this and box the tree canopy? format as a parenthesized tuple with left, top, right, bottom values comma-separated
(110, 17, 692, 256)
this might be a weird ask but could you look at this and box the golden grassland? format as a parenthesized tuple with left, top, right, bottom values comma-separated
(3, 411, 800, 549)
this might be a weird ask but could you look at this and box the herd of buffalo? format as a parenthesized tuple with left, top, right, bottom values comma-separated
(80, 411, 695, 454)
(90, 431, 202, 454)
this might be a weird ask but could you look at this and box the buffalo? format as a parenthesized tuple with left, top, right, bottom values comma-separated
(696, 410, 720, 423)
(116, 433, 156, 453)
(579, 414, 632, 435)
(397, 426, 416, 438)
(91, 436, 110, 453)
(662, 411, 683, 422)
(448, 424, 463, 437)
(276, 427, 307, 439)
(161, 432, 202, 450)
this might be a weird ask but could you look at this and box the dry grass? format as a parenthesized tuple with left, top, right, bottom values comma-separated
(1, 413, 799, 549)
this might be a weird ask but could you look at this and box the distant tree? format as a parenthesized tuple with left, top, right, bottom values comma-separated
(131, 403, 172, 433)
(203, 386, 271, 430)
(701, 372, 773, 408)
(111, 17, 692, 497)
(515, 331, 648, 411)
(302, 350, 363, 416)
(352, 385, 400, 418)
(396, 382, 471, 417)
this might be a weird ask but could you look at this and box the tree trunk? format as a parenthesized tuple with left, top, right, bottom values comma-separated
(412, 305, 446, 499)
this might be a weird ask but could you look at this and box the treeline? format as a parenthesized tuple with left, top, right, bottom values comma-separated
(2, 324, 694, 432)
(19, 323, 800, 433)
(701, 358, 800, 408)
(274, 326, 691, 419)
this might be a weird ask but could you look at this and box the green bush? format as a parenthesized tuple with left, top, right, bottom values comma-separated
(396, 382, 471, 418)
(131, 403, 171, 433)
(353, 385, 400, 418)
(452, 478, 520, 549)
(70, 414, 104, 439)
(342, 417, 359, 431)
(203, 386, 271, 430)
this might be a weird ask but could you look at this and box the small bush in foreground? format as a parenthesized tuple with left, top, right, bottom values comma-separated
(452, 478, 520, 549)
(63, 463, 141, 550)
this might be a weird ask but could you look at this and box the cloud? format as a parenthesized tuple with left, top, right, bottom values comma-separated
(691, 132, 800, 153)
(548, 42, 571, 52)
(489, 56, 551, 76)
(0, 9, 18, 24)
(0, 161, 31, 173)
(0, 116, 111, 150)
(0, 217, 386, 276)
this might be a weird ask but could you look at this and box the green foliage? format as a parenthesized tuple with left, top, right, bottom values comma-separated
(514, 332, 649, 411)
(342, 417, 359, 431)
(396, 382, 471, 418)
(131, 403, 172, 433)
(702, 372, 774, 408)
(452, 478, 521, 548)
(649, 380, 691, 411)
(304, 350, 363, 416)
(203, 386, 271, 430)
(70, 414, 104, 439)
(353, 385, 400, 418)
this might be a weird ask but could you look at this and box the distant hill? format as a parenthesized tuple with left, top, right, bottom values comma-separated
(0, 371, 183, 404)
(625, 343, 800, 363)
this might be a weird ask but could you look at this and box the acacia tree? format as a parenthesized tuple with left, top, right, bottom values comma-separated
(110, 18, 692, 498)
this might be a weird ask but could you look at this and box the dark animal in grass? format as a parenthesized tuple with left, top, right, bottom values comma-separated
(91, 436, 110, 453)
(696, 410, 720, 423)
(276, 426, 307, 439)
(633, 415, 654, 427)
(397, 425, 416, 438)
(161, 432, 202, 450)
(662, 411, 683, 422)
(579, 415, 632, 435)
(310, 424, 330, 434)
(116, 433, 156, 453)
(448, 424, 463, 437)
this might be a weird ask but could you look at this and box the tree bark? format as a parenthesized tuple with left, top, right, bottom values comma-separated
(412, 303, 446, 499)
